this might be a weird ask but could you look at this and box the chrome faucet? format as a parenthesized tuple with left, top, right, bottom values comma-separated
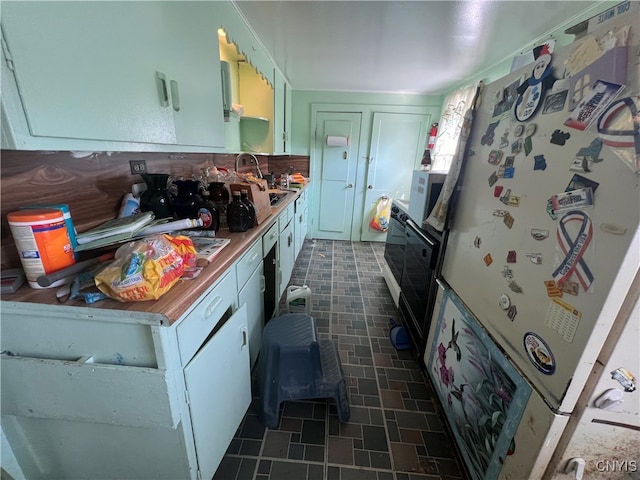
(234, 153, 263, 179)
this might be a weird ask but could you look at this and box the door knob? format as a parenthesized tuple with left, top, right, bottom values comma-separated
(346, 183, 354, 188)
(367, 185, 374, 189)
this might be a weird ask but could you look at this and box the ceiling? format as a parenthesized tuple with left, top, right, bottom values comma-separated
(234, 1, 606, 95)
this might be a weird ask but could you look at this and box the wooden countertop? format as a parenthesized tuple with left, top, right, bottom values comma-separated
(1, 187, 303, 326)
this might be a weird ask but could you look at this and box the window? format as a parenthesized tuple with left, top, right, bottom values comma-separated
(431, 83, 478, 172)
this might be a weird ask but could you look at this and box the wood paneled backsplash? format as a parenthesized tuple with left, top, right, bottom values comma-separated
(1, 150, 309, 269)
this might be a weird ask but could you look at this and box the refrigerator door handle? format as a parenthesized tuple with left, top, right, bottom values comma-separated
(564, 458, 585, 480)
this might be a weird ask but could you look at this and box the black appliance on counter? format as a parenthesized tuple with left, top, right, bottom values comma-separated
(397, 219, 442, 358)
(383, 200, 410, 285)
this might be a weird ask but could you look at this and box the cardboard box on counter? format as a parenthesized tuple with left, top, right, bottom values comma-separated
(230, 180, 272, 225)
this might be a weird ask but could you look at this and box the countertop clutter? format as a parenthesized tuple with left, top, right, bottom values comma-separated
(2, 187, 302, 326)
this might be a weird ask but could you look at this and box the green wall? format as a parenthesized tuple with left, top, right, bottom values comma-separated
(289, 91, 442, 155)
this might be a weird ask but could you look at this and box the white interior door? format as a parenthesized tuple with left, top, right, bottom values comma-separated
(312, 112, 362, 240)
(361, 112, 429, 241)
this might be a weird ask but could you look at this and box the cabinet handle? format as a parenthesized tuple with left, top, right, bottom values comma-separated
(260, 275, 266, 293)
(170, 80, 180, 112)
(241, 328, 248, 347)
(249, 251, 259, 263)
(205, 296, 223, 318)
(155, 72, 169, 107)
(346, 183, 354, 189)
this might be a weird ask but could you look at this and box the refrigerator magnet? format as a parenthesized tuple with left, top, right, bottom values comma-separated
(533, 154, 547, 170)
(524, 136, 533, 156)
(575, 137, 603, 163)
(488, 172, 499, 187)
(508, 280, 523, 294)
(514, 124, 525, 137)
(502, 266, 513, 279)
(488, 150, 504, 165)
(525, 253, 543, 264)
(544, 280, 563, 297)
(499, 294, 511, 310)
(507, 304, 518, 321)
(565, 174, 599, 193)
(550, 129, 570, 145)
(506, 251, 517, 263)
(483, 253, 493, 266)
(503, 212, 515, 229)
(494, 186, 504, 197)
(524, 332, 556, 375)
(530, 228, 549, 240)
(514, 43, 556, 122)
(499, 131, 510, 148)
(600, 223, 627, 235)
(569, 156, 592, 173)
(610, 367, 637, 393)
(481, 121, 500, 145)
(560, 280, 579, 296)
(511, 138, 523, 154)
(525, 123, 537, 137)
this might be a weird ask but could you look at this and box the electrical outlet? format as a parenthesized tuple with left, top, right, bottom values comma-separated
(130, 160, 147, 174)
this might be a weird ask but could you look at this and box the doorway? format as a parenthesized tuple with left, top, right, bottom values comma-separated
(312, 112, 363, 241)
(360, 112, 429, 241)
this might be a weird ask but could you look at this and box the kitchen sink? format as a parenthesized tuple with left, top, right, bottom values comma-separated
(268, 189, 291, 207)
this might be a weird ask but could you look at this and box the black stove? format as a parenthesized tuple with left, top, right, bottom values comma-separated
(384, 200, 410, 284)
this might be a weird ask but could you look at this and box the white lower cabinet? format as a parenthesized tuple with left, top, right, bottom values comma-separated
(238, 253, 266, 367)
(294, 189, 309, 257)
(183, 304, 250, 480)
(0, 267, 250, 480)
(278, 207, 295, 299)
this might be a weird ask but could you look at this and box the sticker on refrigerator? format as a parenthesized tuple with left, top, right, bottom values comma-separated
(611, 367, 637, 393)
(523, 332, 556, 375)
(544, 297, 582, 343)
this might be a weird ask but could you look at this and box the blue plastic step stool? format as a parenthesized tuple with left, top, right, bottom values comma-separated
(256, 313, 350, 428)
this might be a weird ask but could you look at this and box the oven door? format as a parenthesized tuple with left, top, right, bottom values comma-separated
(383, 215, 406, 284)
(399, 219, 440, 353)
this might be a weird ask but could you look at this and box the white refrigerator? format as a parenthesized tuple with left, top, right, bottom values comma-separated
(424, 3, 640, 479)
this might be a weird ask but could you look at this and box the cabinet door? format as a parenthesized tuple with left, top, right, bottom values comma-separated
(1, 2, 176, 144)
(273, 69, 286, 154)
(238, 263, 265, 368)
(183, 304, 250, 480)
(161, 3, 225, 148)
(360, 112, 429, 241)
(295, 205, 309, 258)
(278, 219, 295, 298)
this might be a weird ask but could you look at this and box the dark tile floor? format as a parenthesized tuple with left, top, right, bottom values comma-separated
(214, 239, 467, 480)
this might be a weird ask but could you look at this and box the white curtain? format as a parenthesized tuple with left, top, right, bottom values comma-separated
(426, 82, 481, 232)
(431, 83, 478, 172)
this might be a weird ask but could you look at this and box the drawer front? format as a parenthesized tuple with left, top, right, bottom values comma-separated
(236, 239, 262, 290)
(295, 189, 307, 212)
(262, 221, 279, 257)
(1, 355, 177, 429)
(176, 269, 237, 366)
(279, 203, 295, 232)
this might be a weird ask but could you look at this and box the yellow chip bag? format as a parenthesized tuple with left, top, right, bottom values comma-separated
(95, 235, 184, 302)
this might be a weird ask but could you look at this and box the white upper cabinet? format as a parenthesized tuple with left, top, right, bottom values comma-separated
(273, 68, 292, 154)
(1, 1, 225, 149)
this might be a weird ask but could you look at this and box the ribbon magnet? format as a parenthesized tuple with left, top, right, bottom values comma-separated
(553, 210, 594, 292)
(597, 96, 640, 173)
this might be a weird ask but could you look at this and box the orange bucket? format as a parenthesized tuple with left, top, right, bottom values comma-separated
(7, 208, 75, 288)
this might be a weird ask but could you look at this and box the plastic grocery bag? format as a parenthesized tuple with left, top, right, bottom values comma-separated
(369, 196, 391, 232)
(95, 234, 185, 302)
